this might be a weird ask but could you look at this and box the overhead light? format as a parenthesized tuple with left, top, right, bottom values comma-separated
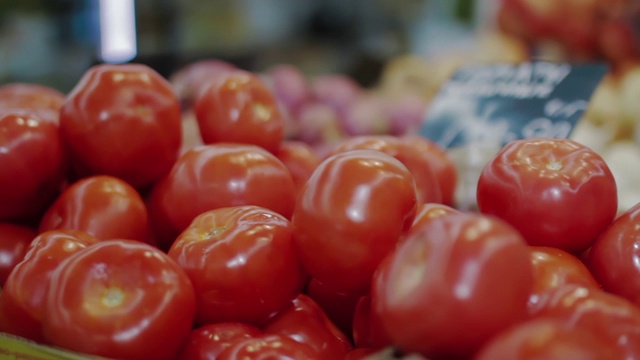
(99, 0, 137, 63)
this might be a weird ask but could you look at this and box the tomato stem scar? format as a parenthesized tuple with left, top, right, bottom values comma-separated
(102, 287, 125, 308)
(546, 161, 562, 171)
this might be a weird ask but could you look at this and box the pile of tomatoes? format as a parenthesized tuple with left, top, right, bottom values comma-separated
(0, 61, 639, 360)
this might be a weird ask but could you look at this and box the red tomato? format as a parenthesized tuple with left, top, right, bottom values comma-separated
(169, 59, 237, 110)
(1, 229, 98, 342)
(276, 140, 320, 197)
(168, 205, 305, 326)
(217, 334, 317, 360)
(328, 135, 442, 204)
(0, 112, 67, 222)
(588, 202, 640, 305)
(59, 63, 182, 188)
(477, 138, 617, 254)
(42, 239, 196, 360)
(344, 348, 377, 360)
(352, 295, 392, 350)
(292, 149, 417, 295)
(532, 284, 640, 358)
(0, 83, 65, 124)
(410, 202, 460, 230)
(194, 70, 285, 154)
(528, 246, 601, 314)
(304, 278, 361, 337)
(149, 143, 296, 248)
(263, 294, 353, 358)
(372, 212, 533, 358)
(475, 318, 619, 360)
(39, 175, 148, 242)
(178, 322, 263, 360)
(0, 223, 35, 286)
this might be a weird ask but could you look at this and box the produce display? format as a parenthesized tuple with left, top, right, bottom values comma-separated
(2, 1, 640, 357)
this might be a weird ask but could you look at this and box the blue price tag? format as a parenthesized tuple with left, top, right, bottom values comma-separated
(419, 61, 609, 149)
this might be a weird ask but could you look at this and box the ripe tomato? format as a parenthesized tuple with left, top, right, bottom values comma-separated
(42, 239, 196, 360)
(475, 318, 619, 360)
(59, 63, 182, 188)
(263, 294, 353, 359)
(410, 202, 460, 230)
(1, 229, 98, 342)
(149, 143, 296, 248)
(304, 278, 361, 337)
(178, 322, 263, 360)
(0, 223, 35, 286)
(0, 112, 67, 222)
(477, 138, 618, 254)
(275, 140, 320, 197)
(39, 175, 148, 242)
(528, 246, 601, 314)
(169, 59, 237, 110)
(167, 205, 306, 326)
(292, 149, 417, 295)
(0, 83, 65, 124)
(352, 294, 392, 350)
(216, 334, 317, 360)
(344, 348, 377, 360)
(588, 202, 640, 305)
(372, 212, 533, 358)
(194, 70, 285, 154)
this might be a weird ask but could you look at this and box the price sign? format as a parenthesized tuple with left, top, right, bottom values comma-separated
(420, 61, 609, 149)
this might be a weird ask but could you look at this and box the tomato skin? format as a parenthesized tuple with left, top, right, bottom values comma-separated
(352, 295, 392, 350)
(42, 239, 196, 360)
(0, 83, 65, 124)
(0, 223, 35, 286)
(1, 229, 98, 343)
(59, 63, 182, 188)
(292, 149, 418, 295)
(588, 202, 640, 305)
(216, 334, 318, 360)
(39, 175, 148, 242)
(344, 348, 377, 360)
(168, 205, 306, 326)
(276, 141, 321, 197)
(372, 212, 533, 358)
(304, 278, 361, 338)
(195, 70, 285, 154)
(0, 112, 67, 222)
(177, 322, 263, 360)
(263, 294, 353, 358)
(477, 138, 617, 254)
(475, 318, 618, 360)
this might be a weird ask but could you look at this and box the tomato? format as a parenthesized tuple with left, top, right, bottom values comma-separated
(169, 59, 237, 110)
(149, 143, 296, 249)
(477, 138, 618, 254)
(344, 348, 377, 360)
(1, 229, 98, 342)
(264, 294, 353, 358)
(352, 295, 392, 350)
(528, 246, 601, 314)
(0, 83, 65, 124)
(168, 205, 305, 326)
(0, 223, 35, 286)
(532, 284, 640, 358)
(304, 278, 361, 338)
(0, 112, 67, 222)
(276, 140, 320, 198)
(39, 175, 148, 242)
(292, 149, 417, 295)
(177, 322, 263, 360)
(372, 212, 533, 358)
(194, 70, 285, 154)
(588, 202, 640, 305)
(216, 334, 317, 360)
(59, 63, 182, 188)
(327, 135, 442, 204)
(410, 202, 460, 230)
(42, 239, 196, 360)
(475, 318, 619, 360)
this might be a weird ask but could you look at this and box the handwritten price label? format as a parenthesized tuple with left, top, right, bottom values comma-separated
(420, 62, 608, 149)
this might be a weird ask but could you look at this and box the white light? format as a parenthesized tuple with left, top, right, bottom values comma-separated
(99, 0, 137, 63)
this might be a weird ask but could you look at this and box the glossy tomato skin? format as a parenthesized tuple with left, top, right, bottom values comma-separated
(276, 141, 321, 197)
(263, 294, 353, 359)
(1, 229, 98, 342)
(42, 239, 196, 360)
(588, 202, 640, 305)
(352, 294, 392, 350)
(0, 113, 67, 222)
(304, 278, 361, 338)
(475, 318, 618, 360)
(0, 83, 65, 124)
(0, 223, 35, 286)
(39, 175, 148, 242)
(372, 212, 533, 359)
(177, 322, 263, 360)
(194, 70, 285, 154)
(477, 138, 617, 254)
(59, 63, 182, 188)
(168, 205, 306, 326)
(149, 143, 296, 248)
(292, 149, 418, 295)
(216, 334, 318, 360)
